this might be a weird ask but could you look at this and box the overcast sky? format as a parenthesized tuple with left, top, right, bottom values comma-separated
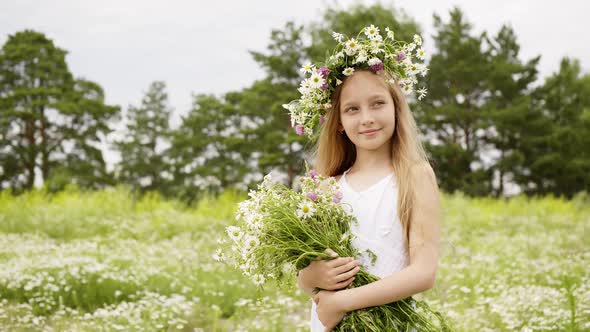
(2, 0, 589, 114)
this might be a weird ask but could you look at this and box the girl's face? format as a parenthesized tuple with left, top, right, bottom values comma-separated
(338, 71, 396, 151)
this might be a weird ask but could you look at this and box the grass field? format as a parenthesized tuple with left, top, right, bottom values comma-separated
(0, 187, 588, 331)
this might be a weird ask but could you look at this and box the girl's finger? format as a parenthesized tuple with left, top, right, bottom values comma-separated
(324, 248, 339, 258)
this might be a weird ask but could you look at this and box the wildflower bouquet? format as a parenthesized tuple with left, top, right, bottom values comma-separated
(218, 166, 454, 331)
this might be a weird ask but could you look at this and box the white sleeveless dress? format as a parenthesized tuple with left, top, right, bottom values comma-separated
(309, 168, 410, 331)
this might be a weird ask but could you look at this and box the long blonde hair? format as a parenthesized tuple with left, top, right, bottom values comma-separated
(312, 69, 430, 251)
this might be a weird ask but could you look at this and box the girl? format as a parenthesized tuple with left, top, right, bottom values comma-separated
(296, 68, 442, 331)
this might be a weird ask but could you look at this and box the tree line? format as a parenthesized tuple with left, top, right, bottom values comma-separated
(1, 4, 589, 202)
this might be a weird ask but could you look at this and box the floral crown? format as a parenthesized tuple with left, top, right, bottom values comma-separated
(282, 24, 429, 140)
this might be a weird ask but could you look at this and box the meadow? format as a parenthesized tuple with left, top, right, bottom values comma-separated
(0, 187, 588, 331)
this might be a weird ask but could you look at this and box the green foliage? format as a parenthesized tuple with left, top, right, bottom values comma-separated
(0, 30, 119, 192)
(114, 81, 172, 194)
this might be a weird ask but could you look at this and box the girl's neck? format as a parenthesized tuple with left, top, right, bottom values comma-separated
(348, 143, 394, 175)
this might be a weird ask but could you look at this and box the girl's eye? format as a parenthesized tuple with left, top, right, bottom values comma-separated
(345, 107, 358, 113)
(373, 101, 385, 107)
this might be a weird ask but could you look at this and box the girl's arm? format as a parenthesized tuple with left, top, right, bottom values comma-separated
(335, 163, 442, 311)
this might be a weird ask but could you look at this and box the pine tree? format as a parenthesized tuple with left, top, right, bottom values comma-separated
(114, 81, 172, 193)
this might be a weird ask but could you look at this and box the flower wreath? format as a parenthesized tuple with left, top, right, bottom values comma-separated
(282, 24, 429, 140)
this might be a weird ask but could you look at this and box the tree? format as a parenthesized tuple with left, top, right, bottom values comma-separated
(46, 79, 120, 191)
(521, 58, 590, 197)
(0, 30, 119, 192)
(307, 3, 420, 64)
(416, 8, 495, 195)
(114, 81, 172, 193)
(168, 93, 242, 202)
(482, 25, 540, 197)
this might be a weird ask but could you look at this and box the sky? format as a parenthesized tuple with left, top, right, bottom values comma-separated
(1, 0, 589, 177)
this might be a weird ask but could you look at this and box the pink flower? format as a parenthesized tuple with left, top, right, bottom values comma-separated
(396, 51, 406, 62)
(319, 115, 325, 125)
(295, 124, 305, 136)
(309, 169, 318, 179)
(369, 62, 384, 73)
(318, 66, 331, 78)
(332, 190, 343, 203)
(321, 83, 329, 90)
(306, 192, 318, 201)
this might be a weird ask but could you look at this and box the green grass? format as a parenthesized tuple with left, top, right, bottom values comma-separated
(0, 187, 588, 331)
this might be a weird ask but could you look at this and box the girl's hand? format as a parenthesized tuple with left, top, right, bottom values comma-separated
(299, 248, 360, 293)
(313, 289, 347, 332)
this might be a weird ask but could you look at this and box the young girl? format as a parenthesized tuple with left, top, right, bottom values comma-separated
(295, 66, 442, 331)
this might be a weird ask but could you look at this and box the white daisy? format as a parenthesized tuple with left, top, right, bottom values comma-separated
(212, 248, 225, 262)
(364, 25, 380, 39)
(342, 67, 355, 76)
(252, 274, 265, 286)
(243, 235, 260, 251)
(309, 72, 325, 89)
(331, 31, 345, 43)
(406, 42, 417, 52)
(296, 201, 316, 219)
(226, 226, 243, 242)
(407, 62, 420, 76)
(300, 63, 314, 74)
(370, 35, 383, 48)
(354, 50, 368, 64)
(413, 34, 422, 46)
(417, 88, 428, 100)
(416, 48, 426, 60)
(385, 27, 395, 40)
(401, 83, 413, 95)
(345, 38, 360, 55)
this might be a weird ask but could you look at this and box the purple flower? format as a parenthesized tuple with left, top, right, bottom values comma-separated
(319, 115, 325, 125)
(396, 51, 406, 62)
(370, 62, 384, 73)
(321, 83, 329, 91)
(318, 66, 331, 79)
(295, 124, 305, 136)
(306, 192, 318, 201)
(309, 169, 318, 179)
(332, 190, 343, 203)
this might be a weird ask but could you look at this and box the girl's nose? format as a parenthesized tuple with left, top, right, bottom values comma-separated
(360, 108, 375, 125)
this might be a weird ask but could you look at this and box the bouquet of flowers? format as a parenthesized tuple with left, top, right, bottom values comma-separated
(217, 165, 453, 331)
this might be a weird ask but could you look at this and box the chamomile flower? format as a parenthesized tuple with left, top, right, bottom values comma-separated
(345, 38, 360, 55)
(402, 83, 413, 95)
(407, 62, 420, 76)
(370, 35, 383, 48)
(309, 72, 325, 89)
(342, 67, 355, 76)
(300, 63, 314, 74)
(212, 248, 225, 262)
(332, 31, 345, 42)
(413, 34, 423, 46)
(243, 235, 260, 251)
(252, 274, 265, 286)
(385, 27, 395, 40)
(417, 88, 428, 101)
(226, 226, 243, 242)
(416, 48, 426, 60)
(354, 50, 368, 64)
(364, 25, 380, 39)
(296, 201, 316, 220)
